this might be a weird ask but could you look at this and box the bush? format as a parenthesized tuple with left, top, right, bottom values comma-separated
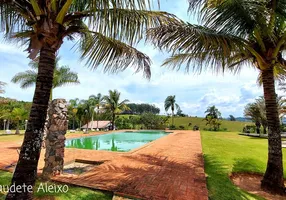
(178, 125, 185, 130)
(193, 125, 199, 131)
(169, 125, 176, 130)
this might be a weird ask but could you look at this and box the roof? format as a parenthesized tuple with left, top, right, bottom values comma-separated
(81, 121, 111, 129)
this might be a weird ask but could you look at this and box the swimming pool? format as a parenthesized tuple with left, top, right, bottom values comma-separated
(65, 131, 170, 152)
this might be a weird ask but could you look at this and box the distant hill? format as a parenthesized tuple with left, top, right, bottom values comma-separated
(233, 117, 252, 122)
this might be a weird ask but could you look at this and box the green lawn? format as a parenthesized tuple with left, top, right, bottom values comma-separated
(201, 131, 286, 200)
(173, 117, 253, 132)
(0, 171, 112, 200)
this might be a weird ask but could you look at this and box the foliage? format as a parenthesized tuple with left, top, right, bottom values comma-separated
(125, 103, 160, 115)
(0, 99, 31, 131)
(164, 95, 180, 126)
(205, 106, 221, 119)
(229, 115, 236, 121)
(244, 96, 286, 134)
(140, 112, 169, 130)
(0, 81, 6, 94)
(115, 116, 132, 129)
(11, 57, 79, 99)
(193, 125, 199, 131)
(169, 125, 176, 130)
(103, 90, 130, 129)
(178, 125, 185, 130)
(204, 106, 223, 131)
(176, 108, 187, 117)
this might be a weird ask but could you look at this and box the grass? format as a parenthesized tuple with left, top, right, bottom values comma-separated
(0, 171, 112, 200)
(173, 117, 253, 132)
(201, 131, 286, 200)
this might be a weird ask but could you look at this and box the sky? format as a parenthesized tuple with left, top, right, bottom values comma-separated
(0, 0, 268, 118)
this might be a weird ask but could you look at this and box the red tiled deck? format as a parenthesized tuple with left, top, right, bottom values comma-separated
(0, 131, 208, 200)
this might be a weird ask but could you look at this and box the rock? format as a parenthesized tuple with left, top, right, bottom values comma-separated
(42, 99, 68, 179)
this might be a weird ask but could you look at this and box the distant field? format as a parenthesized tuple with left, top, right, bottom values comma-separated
(172, 117, 253, 132)
(118, 115, 253, 132)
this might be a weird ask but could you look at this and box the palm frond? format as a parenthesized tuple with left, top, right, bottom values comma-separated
(53, 66, 80, 88)
(147, 22, 249, 73)
(0, 81, 7, 94)
(89, 9, 179, 45)
(11, 70, 37, 89)
(80, 31, 152, 78)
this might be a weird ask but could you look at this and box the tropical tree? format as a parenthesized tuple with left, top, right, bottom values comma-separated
(11, 57, 79, 100)
(1, 1, 176, 198)
(0, 81, 6, 94)
(229, 115, 236, 121)
(244, 102, 263, 134)
(88, 93, 104, 130)
(205, 105, 222, 119)
(204, 106, 222, 131)
(11, 107, 29, 134)
(164, 95, 180, 126)
(147, 0, 286, 193)
(69, 98, 80, 130)
(103, 90, 130, 130)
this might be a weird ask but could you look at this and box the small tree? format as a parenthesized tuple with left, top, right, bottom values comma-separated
(164, 95, 180, 126)
(229, 115, 236, 121)
(204, 106, 222, 131)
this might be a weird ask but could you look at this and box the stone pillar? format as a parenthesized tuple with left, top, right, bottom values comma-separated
(42, 99, 68, 179)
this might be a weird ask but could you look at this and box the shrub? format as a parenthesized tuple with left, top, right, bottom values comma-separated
(169, 125, 176, 130)
(178, 125, 185, 130)
(193, 125, 199, 131)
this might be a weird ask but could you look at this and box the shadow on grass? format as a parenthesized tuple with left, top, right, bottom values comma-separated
(204, 155, 264, 200)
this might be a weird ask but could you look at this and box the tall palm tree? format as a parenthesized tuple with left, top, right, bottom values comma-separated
(89, 93, 104, 131)
(1, 1, 176, 198)
(11, 57, 79, 100)
(147, 0, 286, 193)
(164, 95, 180, 126)
(103, 90, 130, 130)
(69, 98, 80, 130)
(0, 81, 6, 94)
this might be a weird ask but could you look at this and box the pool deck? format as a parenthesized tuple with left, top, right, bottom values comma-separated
(0, 130, 208, 200)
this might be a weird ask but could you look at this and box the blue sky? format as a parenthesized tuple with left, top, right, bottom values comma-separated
(0, 0, 266, 117)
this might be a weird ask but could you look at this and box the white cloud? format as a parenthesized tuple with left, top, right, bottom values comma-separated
(0, 0, 268, 117)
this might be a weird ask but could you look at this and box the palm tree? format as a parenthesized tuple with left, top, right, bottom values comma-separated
(89, 93, 104, 131)
(147, 0, 286, 193)
(244, 102, 263, 134)
(69, 98, 80, 130)
(1, 2, 176, 198)
(11, 57, 79, 100)
(164, 95, 180, 126)
(11, 107, 29, 134)
(103, 90, 130, 130)
(205, 105, 221, 119)
(0, 81, 6, 94)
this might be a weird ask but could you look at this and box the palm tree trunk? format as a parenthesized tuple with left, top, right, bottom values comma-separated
(97, 108, 99, 131)
(112, 113, 115, 130)
(15, 121, 20, 134)
(261, 68, 285, 194)
(6, 46, 56, 200)
(172, 109, 174, 126)
(73, 115, 75, 130)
